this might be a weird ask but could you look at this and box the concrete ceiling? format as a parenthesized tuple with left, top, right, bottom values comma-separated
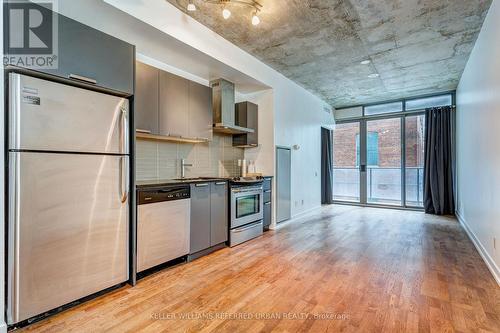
(167, 0, 491, 108)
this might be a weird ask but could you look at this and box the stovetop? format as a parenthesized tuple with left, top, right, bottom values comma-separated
(229, 176, 265, 185)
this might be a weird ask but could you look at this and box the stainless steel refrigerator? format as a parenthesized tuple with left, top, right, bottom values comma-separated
(7, 73, 130, 325)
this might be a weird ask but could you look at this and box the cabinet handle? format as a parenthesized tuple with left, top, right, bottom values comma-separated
(264, 202, 272, 205)
(264, 190, 271, 193)
(69, 74, 97, 84)
(215, 182, 226, 186)
(195, 183, 209, 187)
(136, 129, 152, 134)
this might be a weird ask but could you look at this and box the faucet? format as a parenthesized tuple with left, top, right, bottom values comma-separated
(180, 159, 192, 179)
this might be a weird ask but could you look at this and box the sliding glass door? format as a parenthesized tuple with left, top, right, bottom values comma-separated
(332, 122, 361, 203)
(333, 115, 425, 208)
(405, 114, 425, 207)
(365, 117, 402, 206)
(331, 92, 453, 208)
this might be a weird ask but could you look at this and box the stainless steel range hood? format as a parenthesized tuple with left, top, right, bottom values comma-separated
(210, 78, 255, 135)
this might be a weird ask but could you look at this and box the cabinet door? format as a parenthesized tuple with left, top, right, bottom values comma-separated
(189, 82, 213, 141)
(4, 6, 134, 95)
(57, 15, 135, 94)
(159, 72, 189, 137)
(263, 202, 272, 228)
(135, 62, 159, 134)
(190, 183, 211, 254)
(263, 178, 272, 191)
(210, 182, 228, 246)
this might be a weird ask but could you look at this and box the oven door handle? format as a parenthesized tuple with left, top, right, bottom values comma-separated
(232, 221, 263, 233)
(232, 190, 262, 198)
(231, 187, 263, 193)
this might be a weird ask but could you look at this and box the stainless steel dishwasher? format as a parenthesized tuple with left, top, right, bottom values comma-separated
(137, 186, 190, 272)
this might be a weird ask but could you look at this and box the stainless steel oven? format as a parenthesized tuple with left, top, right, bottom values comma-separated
(229, 183, 264, 246)
(231, 185, 263, 228)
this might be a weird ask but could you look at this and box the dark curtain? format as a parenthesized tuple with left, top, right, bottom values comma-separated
(321, 127, 334, 204)
(424, 106, 455, 215)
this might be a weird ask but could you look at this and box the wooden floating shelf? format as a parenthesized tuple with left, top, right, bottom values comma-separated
(136, 132, 209, 144)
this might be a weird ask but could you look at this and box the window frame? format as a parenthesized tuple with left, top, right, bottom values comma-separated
(332, 91, 455, 210)
(334, 91, 455, 121)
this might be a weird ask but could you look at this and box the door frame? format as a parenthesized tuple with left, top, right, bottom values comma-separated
(275, 146, 292, 223)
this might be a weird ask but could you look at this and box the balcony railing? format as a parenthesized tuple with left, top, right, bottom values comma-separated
(332, 167, 424, 207)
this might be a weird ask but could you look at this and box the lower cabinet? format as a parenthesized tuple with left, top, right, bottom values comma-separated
(210, 182, 228, 245)
(263, 202, 272, 229)
(190, 181, 228, 255)
(190, 183, 211, 254)
(263, 177, 273, 230)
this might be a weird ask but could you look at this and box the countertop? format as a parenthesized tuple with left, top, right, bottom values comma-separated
(136, 177, 230, 189)
(136, 176, 273, 190)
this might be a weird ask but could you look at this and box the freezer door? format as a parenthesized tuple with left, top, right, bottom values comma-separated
(9, 73, 129, 154)
(7, 152, 129, 324)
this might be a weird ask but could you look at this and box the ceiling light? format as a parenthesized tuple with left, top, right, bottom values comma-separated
(368, 73, 379, 78)
(187, 1, 196, 11)
(194, 1, 263, 25)
(361, 60, 371, 65)
(252, 13, 260, 26)
(222, 8, 231, 19)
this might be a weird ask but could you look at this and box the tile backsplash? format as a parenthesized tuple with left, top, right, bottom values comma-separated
(136, 134, 244, 181)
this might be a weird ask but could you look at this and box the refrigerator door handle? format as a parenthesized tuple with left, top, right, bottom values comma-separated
(7, 153, 20, 324)
(120, 105, 128, 155)
(119, 157, 129, 203)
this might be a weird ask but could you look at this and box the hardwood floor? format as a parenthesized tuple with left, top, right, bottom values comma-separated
(20, 205, 500, 333)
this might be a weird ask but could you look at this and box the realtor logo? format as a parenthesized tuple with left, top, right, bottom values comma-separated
(4, 0, 58, 69)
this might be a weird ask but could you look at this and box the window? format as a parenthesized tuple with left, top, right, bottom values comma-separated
(356, 132, 379, 166)
(364, 101, 403, 116)
(334, 106, 363, 120)
(406, 94, 452, 111)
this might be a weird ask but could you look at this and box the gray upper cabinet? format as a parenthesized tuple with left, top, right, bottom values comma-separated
(135, 62, 213, 141)
(159, 72, 189, 138)
(135, 62, 159, 134)
(4, 4, 134, 95)
(189, 81, 213, 141)
(233, 102, 259, 147)
(190, 183, 211, 254)
(210, 182, 228, 246)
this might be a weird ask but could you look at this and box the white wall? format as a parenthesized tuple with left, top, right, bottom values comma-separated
(456, 0, 500, 283)
(236, 90, 277, 226)
(57, 0, 334, 218)
(235, 89, 275, 177)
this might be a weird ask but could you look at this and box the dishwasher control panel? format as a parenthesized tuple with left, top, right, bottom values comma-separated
(138, 186, 190, 205)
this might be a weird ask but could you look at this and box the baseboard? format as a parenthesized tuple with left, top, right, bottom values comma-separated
(456, 211, 500, 286)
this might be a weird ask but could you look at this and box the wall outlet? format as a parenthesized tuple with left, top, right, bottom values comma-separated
(301, 199, 304, 206)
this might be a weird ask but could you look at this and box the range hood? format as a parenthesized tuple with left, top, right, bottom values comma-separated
(210, 79, 255, 135)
